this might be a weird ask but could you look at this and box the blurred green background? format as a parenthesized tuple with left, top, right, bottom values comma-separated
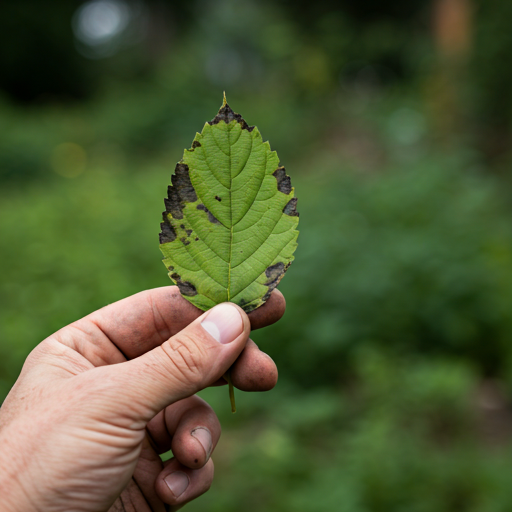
(2, 0, 512, 510)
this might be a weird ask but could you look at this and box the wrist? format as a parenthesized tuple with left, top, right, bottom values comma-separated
(0, 434, 39, 512)
(0, 472, 33, 512)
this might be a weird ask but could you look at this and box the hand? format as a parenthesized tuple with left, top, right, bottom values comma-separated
(0, 286, 285, 512)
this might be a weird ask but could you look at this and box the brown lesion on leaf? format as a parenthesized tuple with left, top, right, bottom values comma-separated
(283, 197, 299, 217)
(238, 298, 252, 312)
(163, 162, 198, 221)
(159, 219, 176, 244)
(180, 237, 190, 246)
(262, 261, 290, 301)
(238, 298, 258, 313)
(265, 262, 286, 284)
(208, 211, 220, 224)
(209, 103, 255, 132)
(160, 162, 199, 244)
(196, 203, 220, 224)
(186, 229, 193, 236)
(191, 140, 202, 149)
(272, 167, 292, 195)
(170, 272, 198, 297)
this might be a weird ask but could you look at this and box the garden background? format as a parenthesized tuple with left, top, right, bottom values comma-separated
(2, 1, 512, 510)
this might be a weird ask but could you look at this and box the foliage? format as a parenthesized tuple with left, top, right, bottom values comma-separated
(1, 137, 512, 510)
(270, 156, 512, 385)
(195, 350, 512, 512)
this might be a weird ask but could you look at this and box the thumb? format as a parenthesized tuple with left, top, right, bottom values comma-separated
(104, 303, 249, 421)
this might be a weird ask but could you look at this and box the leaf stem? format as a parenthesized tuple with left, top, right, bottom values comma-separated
(224, 370, 236, 413)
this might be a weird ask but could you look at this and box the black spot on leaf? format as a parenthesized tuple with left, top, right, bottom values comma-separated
(197, 203, 220, 224)
(195, 237, 199, 241)
(164, 189, 183, 220)
(238, 298, 258, 313)
(163, 162, 198, 221)
(215, 195, 222, 201)
(273, 167, 292, 195)
(186, 229, 193, 236)
(171, 272, 198, 297)
(159, 219, 176, 244)
(180, 224, 185, 229)
(208, 211, 220, 224)
(174, 163, 198, 203)
(262, 262, 289, 301)
(209, 103, 255, 132)
(191, 140, 201, 149)
(180, 237, 190, 246)
(283, 197, 299, 217)
(265, 262, 285, 284)
(177, 281, 196, 296)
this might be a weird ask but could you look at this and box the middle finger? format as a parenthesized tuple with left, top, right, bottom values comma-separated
(146, 395, 221, 469)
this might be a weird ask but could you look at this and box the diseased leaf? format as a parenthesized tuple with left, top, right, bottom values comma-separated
(159, 97, 299, 313)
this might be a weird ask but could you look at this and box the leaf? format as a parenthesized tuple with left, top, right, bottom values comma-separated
(159, 96, 299, 313)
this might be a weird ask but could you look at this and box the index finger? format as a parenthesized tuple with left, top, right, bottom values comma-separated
(64, 286, 285, 363)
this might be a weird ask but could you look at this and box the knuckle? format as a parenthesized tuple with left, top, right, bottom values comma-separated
(161, 332, 208, 386)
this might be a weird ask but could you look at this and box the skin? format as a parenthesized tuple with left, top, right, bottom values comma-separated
(0, 286, 285, 512)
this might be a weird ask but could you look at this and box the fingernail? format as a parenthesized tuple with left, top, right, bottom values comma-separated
(164, 471, 189, 498)
(191, 427, 213, 460)
(201, 303, 243, 344)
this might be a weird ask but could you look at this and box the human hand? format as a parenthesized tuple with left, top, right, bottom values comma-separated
(0, 286, 284, 512)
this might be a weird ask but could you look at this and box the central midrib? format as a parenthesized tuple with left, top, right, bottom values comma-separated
(227, 125, 233, 302)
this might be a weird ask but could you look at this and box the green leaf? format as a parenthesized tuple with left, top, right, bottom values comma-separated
(159, 97, 299, 313)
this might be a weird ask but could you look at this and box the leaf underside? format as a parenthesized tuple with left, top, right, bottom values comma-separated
(159, 101, 299, 312)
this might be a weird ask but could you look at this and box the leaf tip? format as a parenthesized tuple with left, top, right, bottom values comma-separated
(223, 91, 227, 107)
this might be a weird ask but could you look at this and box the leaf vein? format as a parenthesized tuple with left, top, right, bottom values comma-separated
(230, 222, 297, 271)
(231, 144, 267, 226)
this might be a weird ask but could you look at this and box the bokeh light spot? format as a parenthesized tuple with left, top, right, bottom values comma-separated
(73, 0, 131, 47)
